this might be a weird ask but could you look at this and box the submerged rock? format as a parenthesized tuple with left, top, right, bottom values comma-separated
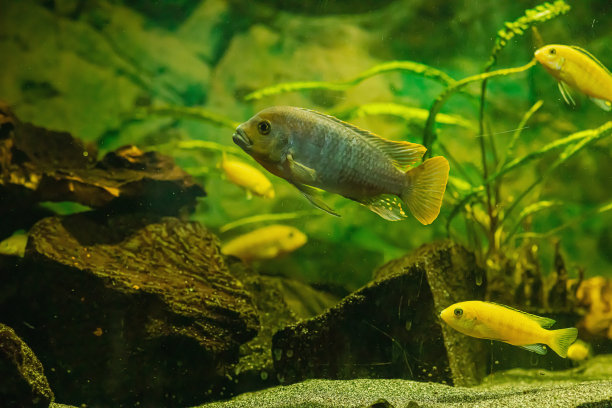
(223, 259, 341, 398)
(2, 213, 259, 406)
(0, 102, 205, 216)
(0, 323, 54, 408)
(271, 241, 484, 386)
(409, 241, 487, 386)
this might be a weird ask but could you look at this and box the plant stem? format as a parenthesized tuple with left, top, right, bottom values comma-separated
(422, 59, 537, 155)
(423, 59, 536, 253)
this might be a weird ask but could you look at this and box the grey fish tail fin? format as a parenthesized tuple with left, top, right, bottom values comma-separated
(401, 156, 449, 225)
(548, 327, 578, 358)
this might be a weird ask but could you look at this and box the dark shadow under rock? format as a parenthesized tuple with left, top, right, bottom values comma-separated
(1, 213, 259, 406)
(0, 323, 54, 408)
(221, 259, 341, 399)
(0, 102, 204, 216)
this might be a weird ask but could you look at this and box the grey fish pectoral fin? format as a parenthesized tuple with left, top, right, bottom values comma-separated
(287, 154, 318, 184)
(291, 182, 340, 217)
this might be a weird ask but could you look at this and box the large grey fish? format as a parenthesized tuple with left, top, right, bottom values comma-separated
(232, 106, 449, 224)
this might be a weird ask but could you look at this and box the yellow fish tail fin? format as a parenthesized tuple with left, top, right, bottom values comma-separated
(548, 327, 578, 358)
(402, 156, 450, 225)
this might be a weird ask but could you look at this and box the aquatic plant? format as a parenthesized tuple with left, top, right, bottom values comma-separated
(138, 105, 240, 129)
(141, 0, 610, 295)
(331, 103, 475, 130)
(243, 61, 456, 101)
(483, 0, 571, 72)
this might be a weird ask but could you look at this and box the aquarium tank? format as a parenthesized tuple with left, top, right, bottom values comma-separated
(2, 0, 612, 407)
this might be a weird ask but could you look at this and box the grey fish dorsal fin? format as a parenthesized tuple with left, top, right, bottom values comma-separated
(569, 46, 612, 77)
(299, 108, 426, 170)
(520, 344, 548, 355)
(485, 301, 556, 328)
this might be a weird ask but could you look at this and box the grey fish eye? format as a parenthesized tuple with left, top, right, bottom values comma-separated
(549, 48, 556, 55)
(258, 120, 271, 135)
(454, 308, 463, 317)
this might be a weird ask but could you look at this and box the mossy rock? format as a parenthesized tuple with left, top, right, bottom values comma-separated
(1, 213, 259, 406)
(0, 323, 54, 408)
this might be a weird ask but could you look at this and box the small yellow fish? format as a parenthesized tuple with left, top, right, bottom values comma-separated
(535, 44, 612, 110)
(232, 106, 449, 224)
(0, 230, 28, 257)
(567, 339, 591, 362)
(440, 301, 578, 358)
(221, 154, 275, 199)
(221, 225, 307, 262)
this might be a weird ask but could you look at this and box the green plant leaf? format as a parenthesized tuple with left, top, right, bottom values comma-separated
(135, 105, 240, 129)
(244, 61, 455, 101)
(484, 0, 571, 71)
(333, 103, 475, 129)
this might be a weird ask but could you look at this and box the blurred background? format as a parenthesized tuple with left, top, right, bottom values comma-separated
(1, 0, 612, 293)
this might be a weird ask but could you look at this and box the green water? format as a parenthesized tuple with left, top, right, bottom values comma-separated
(1, 1, 612, 407)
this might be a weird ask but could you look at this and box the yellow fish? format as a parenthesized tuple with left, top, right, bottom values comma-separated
(440, 301, 578, 358)
(221, 154, 275, 199)
(535, 44, 612, 110)
(567, 339, 591, 362)
(232, 106, 449, 225)
(221, 225, 307, 262)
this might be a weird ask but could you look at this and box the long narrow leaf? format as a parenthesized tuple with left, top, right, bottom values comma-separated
(140, 106, 240, 129)
(488, 121, 612, 185)
(244, 61, 455, 101)
(334, 103, 475, 129)
(514, 200, 612, 241)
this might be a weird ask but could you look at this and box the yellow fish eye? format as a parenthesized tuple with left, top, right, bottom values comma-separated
(454, 308, 463, 317)
(258, 120, 271, 135)
(549, 48, 556, 55)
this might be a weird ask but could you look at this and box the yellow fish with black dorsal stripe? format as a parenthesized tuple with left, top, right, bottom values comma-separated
(535, 44, 612, 110)
(440, 301, 578, 358)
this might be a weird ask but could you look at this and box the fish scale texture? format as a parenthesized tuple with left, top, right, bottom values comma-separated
(303, 113, 403, 195)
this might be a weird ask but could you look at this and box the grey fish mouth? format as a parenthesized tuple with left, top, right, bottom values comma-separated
(232, 128, 251, 150)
